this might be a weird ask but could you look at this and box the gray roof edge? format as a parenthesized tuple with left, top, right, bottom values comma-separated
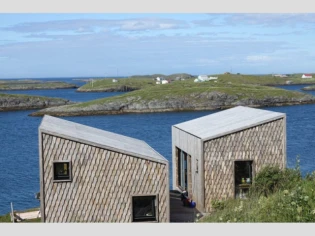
(39, 128, 168, 165)
(171, 125, 203, 139)
(201, 114, 285, 142)
(138, 139, 168, 163)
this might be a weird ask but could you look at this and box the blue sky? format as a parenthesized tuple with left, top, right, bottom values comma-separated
(0, 13, 315, 78)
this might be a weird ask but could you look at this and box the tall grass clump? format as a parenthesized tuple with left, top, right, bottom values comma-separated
(200, 157, 315, 222)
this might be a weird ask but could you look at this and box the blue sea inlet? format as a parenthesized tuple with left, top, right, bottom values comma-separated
(0, 80, 314, 215)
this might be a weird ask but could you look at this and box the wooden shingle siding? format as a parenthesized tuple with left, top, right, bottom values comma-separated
(203, 118, 285, 212)
(41, 133, 168, 222)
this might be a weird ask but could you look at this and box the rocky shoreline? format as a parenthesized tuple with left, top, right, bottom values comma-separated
(29, 91, 315, 117)
(0, 95, 73, 112)
(301, 86, 315, 91)
(0, 82, 78, 91)
(77, 85, 137, 92)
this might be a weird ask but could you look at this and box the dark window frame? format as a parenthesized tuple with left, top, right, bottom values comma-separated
(53, 160, 72, 182)
(131, 194, 158, 222)
(234, 160, 253, 199)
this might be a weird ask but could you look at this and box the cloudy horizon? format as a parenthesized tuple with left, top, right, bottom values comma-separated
(1, 13, 314, 79)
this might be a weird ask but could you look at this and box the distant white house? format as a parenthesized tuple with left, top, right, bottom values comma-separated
(156, 77, 169, 84)
(274, 74, 288, 78)
(194, 75, 218, 83)
(302, 74, 312, 79)
(112, 79, 118, 83)
(198, 75, 208, 81)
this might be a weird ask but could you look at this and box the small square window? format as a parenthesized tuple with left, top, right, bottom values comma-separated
(132, 195, 157, 222)
(53, 161, 71, 181)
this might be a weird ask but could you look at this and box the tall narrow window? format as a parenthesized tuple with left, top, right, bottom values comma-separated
(53, 161, 71, 182)
(132, 195, 157, 222)
(176, 147, 188, 190)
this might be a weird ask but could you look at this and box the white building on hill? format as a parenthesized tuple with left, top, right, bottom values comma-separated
(302, 74, 312, 79)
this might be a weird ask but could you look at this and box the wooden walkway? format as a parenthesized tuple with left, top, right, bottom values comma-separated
(169, 190, 204, 223)
(11, 210, 40, 222)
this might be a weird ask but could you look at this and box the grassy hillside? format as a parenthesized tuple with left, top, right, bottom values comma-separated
(77, 73, 315, 93)
(78, 77, 157, 91)
(213, 73, 315, 86)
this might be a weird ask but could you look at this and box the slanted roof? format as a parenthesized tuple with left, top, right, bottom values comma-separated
(173, 106, 285, 141)
(39, 115, 167, 164)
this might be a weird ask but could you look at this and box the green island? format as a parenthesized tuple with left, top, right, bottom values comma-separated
(0, 80, 78, 90)
(0, 93, 72, 111)
(302, 85, 315, 91)
(30, 74, 315, 117)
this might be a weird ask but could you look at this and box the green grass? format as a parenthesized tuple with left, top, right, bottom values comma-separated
(200, 163, 315, 223)
(213, 73, 315, 85)
(78, 77, 157, 90)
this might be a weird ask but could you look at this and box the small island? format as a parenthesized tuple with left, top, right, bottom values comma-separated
(301, 85, 315, 91)
(0, 93, 73, 111)
(0, 80, 78, 90)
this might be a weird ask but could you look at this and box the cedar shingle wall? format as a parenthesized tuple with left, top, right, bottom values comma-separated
(204, 119, 285, 212)
(41, 133, 168, 222)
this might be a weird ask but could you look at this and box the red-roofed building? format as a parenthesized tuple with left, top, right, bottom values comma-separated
(302, 74, 313, 79)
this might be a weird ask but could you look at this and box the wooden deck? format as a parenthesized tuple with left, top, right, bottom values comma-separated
(169, 190, 204, 223)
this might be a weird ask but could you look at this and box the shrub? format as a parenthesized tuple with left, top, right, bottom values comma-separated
(250, 164, 301, 197)
(211, 199, 225, 211)
(251, 165, 284, 197)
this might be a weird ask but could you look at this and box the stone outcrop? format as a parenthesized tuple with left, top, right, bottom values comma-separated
(0, 95, 73, 111)
(0, 82, 78, 90)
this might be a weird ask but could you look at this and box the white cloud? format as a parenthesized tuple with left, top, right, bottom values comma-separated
(1, 18, 189, 33)
(245, 55, 271, 62)
(196, 13, 315, 28)
(195, 58, 218, 66)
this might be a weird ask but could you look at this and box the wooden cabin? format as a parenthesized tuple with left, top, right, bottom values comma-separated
(39, 115, 169, 222)
(172, 106, 286, 213)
